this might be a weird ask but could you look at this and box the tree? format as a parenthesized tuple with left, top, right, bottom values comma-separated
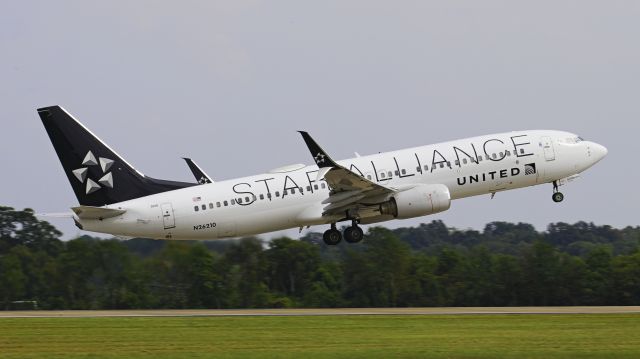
(342, 228, 411, 307)
(265, 237, 320, 300)
(303, 261, 343, 307)
(2, 205, 640, 309)
(144, 241, 224, 308)
(611, 252, 640, 305)
(222, 237, 270, 308)
(404, 253, 442, 306)
(521, 240, 563, 305)
(0, 250, 27, 308)
(490, 254, 523, 306)
(0, 206, 62, 256)
(582, 246, 613, 304)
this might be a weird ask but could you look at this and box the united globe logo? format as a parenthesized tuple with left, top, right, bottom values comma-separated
(524, 163, 537, 175)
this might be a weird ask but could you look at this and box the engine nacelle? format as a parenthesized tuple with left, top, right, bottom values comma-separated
(379, 184, 451, 219)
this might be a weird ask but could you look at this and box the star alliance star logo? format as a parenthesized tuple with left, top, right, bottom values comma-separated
(71, 151, 115, 194)
(314, 152, 326, 165)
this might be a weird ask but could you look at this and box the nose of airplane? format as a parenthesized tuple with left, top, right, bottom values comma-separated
(590, 142, 608, 163)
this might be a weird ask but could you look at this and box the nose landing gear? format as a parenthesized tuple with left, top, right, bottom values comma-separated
(552, 180, 564, 203)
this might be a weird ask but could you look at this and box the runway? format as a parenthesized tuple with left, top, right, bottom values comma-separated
(1, 306, 639, 318)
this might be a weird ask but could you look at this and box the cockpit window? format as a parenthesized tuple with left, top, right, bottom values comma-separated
(563, 136, 585, 144)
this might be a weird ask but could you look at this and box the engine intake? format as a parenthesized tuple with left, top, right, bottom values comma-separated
(379, 184, 451, 219)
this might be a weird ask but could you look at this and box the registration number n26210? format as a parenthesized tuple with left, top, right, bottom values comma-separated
(193, 222, 216, 231)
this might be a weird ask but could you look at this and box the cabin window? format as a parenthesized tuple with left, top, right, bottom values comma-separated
(388, 171, 392, 177)
(231, 199, 236, 205)
(380, 172, 385, 179)
(439, 163, 444, 168)
(252, 195, 257, 201)
(499, 152, 504, 158)
(298, 187, 303, 194)
(416, 166, 421, 172)
(314, 184, 319, 190)
(267, 193, 272, 199)
(321, 183, 326, 189)
(201, 204, 206, 210)
(223, 200, 228, 206)
(306, 186, 311, 192)
(478, 155, 483, 161)
(424, 165, 429, 171)
(238, 198, 243, 204)
(366, 175, 372, 180)
(520, 148, 525, 154)
(506, 150, 511, 156)
(463, 158, 468, 164)
(492, 153, 497, 159)
(455, 160, 460, 166)
(259, 194, 264, 200)
(446, 161, 451, 167)
(291, 188, 296, 194)
(401, 169, 407, 175)
(275, 191, 280, 197)
(245, 196, 250, 202)
(209, 203, 214, 209)
(216, 202, 221, 207)
(395, 170, 399, 176)
(194, 206, 199, 212)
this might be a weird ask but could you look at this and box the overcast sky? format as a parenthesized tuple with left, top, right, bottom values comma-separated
(2, 1, 638, 239)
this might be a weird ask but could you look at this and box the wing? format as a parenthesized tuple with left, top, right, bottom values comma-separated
(183, 158, 213, 184)
(298, 131, 395, 216)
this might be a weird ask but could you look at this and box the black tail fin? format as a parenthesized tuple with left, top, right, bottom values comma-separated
(38, 106, 194, 206)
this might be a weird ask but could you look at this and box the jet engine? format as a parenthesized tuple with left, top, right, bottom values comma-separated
(379, 184, 451, 219)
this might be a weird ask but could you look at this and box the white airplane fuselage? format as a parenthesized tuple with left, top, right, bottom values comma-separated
(79, 130, 607, 240)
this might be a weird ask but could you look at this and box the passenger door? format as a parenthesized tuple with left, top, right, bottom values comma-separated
(541, 136, 556, 161)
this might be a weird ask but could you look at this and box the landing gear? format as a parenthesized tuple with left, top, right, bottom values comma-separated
(322, 221, 364, 245)
(552, 180, 564, 203)
(323, 223, 342, 245)
(344, 221, 364, 243)
(552, 192, 564, 203)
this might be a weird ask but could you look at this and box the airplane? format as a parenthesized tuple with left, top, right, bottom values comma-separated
(183, 157, 213, 184)
(37, 106, 608, 245)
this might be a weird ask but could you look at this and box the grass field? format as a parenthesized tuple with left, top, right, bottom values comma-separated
(1, 314, 639, 358)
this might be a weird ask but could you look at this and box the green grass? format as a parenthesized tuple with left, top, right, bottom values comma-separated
(1, 314, 639, 358)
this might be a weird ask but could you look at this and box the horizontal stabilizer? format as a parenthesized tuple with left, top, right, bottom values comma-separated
(71, 206, 126, 220)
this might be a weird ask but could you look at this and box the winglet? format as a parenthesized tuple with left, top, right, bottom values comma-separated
(298, 131, 339, 168)
(182, 158, 213, 184)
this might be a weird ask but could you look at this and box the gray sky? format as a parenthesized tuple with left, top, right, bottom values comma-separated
(2, 1, 639, 239)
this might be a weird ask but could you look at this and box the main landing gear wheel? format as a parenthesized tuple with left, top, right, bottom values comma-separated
(323, 224, 342, 245)
(344, 225, 364, 243)
(552, 192, 564, 203)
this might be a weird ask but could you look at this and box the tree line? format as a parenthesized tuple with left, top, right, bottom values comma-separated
(1, 206, 639, 309)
